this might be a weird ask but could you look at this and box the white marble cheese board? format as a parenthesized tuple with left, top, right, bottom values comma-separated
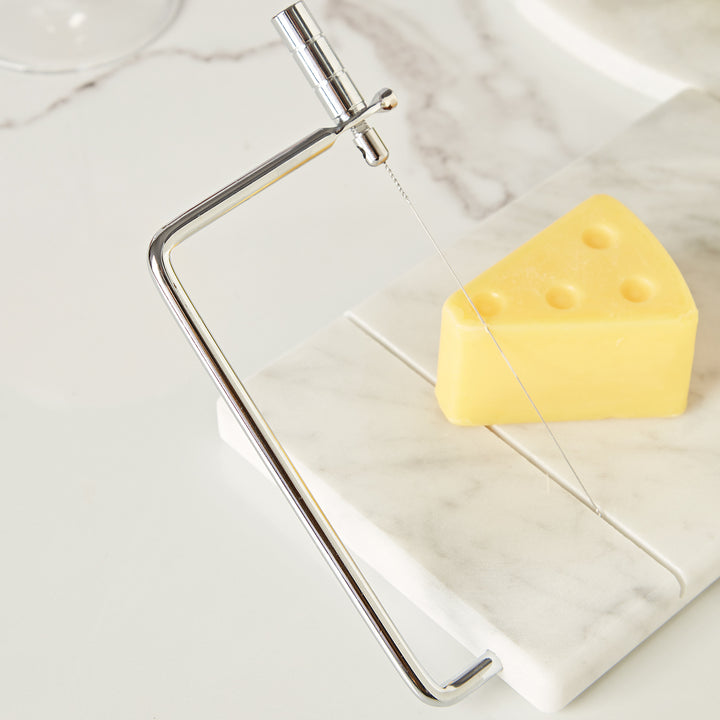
(217, 89, 720, 712)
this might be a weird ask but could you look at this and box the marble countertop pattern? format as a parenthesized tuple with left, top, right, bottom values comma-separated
(218, 318, 681, 711)
(219, 88, 720, 711)
(1, 0, 718, 718)
(350, 88, 720, 601)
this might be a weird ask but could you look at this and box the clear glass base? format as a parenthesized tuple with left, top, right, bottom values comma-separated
(0, 0, 182, 73)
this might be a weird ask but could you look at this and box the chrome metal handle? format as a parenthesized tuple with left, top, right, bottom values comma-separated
(273, 1, 365, 123)
(274, 1, 390, 166)
(148, 3, 501, 706)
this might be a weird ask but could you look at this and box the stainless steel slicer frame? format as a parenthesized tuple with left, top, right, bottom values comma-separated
(148, 2, 500, 705)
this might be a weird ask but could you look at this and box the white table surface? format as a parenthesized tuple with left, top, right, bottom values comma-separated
(1, 1, 717, 717)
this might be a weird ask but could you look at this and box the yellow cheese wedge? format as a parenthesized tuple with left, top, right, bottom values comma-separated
(435, 195, 698, 425)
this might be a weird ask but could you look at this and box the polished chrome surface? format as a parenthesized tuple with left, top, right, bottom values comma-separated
(273, 1, 365, 123)
(273, 1, 390, 168)
(148, 2, 501, 706)
(351, 121, 389, 166)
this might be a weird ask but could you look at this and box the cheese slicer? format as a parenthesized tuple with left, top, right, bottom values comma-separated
(148, 1, 500, 706)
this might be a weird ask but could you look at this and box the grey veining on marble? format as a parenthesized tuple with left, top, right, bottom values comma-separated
(349, 89, 720, 598)
(535, 0, 720, 95)
(218, 317, 679, 711)
(324, 0, 656, 230)
(0, 44, 279, 131)
(0, 0, 655, 243)
(0, 0, 284, 130)
(0, 0, 658, 408)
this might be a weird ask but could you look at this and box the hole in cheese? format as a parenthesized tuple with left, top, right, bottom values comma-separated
(582, 225, 617, 249)
(620, 276, 655, 303)
(471, 291, 504, 318)
(546, 285, 579, 310)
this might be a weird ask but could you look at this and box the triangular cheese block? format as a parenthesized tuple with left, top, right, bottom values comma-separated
(435, 195, 698, 425)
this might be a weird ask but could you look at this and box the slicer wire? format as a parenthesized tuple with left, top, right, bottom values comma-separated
(384, 163, 603, 518)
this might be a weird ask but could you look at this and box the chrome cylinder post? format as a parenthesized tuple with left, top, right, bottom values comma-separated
(273, 1, 390, 166)
(273, 1, 364, 123)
